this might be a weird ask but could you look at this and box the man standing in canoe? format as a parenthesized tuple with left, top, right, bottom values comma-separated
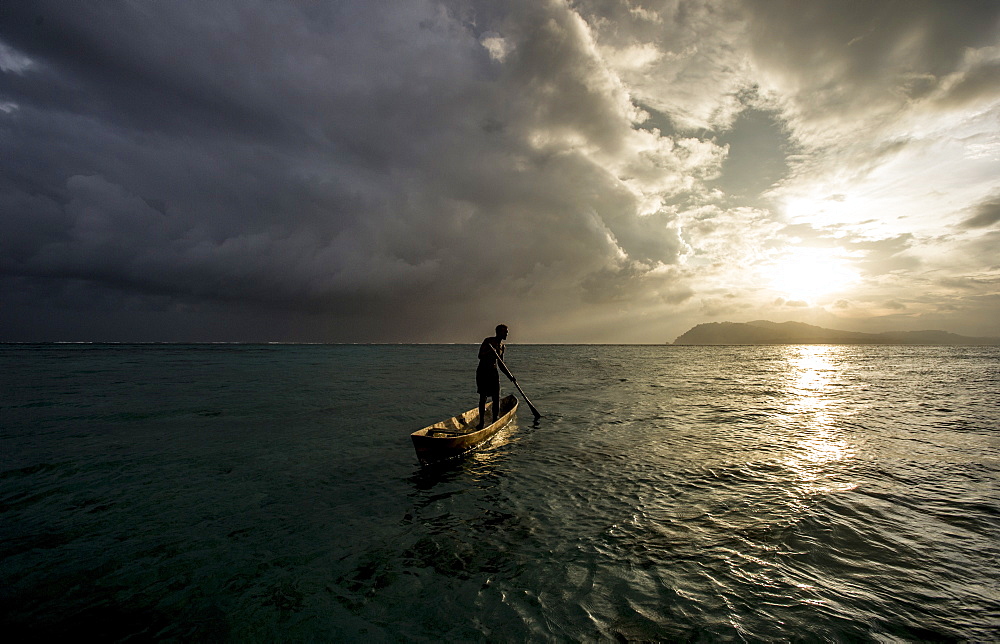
(477, 324, 515, 429)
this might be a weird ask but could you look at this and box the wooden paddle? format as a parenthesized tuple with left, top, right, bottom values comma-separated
(490, 344, 541, 419)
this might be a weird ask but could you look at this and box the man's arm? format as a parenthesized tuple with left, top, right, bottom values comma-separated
(478, 338, 493, 361)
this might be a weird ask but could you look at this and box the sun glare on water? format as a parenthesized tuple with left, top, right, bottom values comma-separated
(766, 248, 860, 302)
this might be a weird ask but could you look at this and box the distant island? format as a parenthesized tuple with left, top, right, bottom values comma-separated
(671, 320, 1000, 345)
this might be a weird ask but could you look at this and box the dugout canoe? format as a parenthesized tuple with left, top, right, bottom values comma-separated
(411, 395, 518, 465)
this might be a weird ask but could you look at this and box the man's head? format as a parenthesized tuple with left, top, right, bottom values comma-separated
(496, 324, 508, 339)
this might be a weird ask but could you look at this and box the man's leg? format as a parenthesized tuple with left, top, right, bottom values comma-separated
(492, 394, 500, 422)
(478, 394, 487, 429)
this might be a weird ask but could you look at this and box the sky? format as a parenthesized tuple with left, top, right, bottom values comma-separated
(2, 0, 998, 343)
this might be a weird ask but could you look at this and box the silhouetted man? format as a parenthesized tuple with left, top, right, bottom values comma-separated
(477, 324, 515, 428)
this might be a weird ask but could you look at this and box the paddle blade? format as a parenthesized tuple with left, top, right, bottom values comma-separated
(513, 382, 541, 418)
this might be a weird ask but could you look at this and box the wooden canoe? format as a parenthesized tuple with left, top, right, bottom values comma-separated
(411, 394, 518, 465)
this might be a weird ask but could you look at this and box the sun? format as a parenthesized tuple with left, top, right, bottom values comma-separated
(765, 247, 860, 302)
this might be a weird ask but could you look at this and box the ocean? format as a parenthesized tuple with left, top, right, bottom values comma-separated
(2, 343, 998, 641)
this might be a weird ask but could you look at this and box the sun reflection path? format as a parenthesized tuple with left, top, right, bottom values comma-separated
(780, 346, 857, 494)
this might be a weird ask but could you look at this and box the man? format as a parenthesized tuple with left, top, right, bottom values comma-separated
(477, 324, 515, 429)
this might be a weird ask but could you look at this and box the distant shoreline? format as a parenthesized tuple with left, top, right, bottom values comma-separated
(671, 320, 1000, 346)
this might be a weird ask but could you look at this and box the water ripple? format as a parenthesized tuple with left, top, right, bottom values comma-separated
(2, 344, 998, 640)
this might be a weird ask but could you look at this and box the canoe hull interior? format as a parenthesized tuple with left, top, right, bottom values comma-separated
(411, 395, 518, 465)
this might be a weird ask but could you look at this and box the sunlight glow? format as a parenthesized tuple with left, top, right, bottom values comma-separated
(785, 345, 836, 417)
(765, 247, 860, 302)
(781, 346, 858, 494)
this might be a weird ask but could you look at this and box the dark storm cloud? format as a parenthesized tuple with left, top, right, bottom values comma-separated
(3, 0, 712, 341)
(936, 59, 1000, 109)
(961, 193, 1000, 229)
(710, 103, 793, 202)
(740, 0, 1000, 116)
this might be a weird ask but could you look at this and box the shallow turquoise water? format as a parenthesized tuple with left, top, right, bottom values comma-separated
(2, 344, 998, 640)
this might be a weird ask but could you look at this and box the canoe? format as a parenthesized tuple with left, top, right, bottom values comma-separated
(411, 394, 518, 465)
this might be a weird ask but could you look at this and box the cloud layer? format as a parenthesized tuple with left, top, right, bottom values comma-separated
(2, 0, 998, 341)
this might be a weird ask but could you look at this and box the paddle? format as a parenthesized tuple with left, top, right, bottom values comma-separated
(490, 344, 542, 419)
